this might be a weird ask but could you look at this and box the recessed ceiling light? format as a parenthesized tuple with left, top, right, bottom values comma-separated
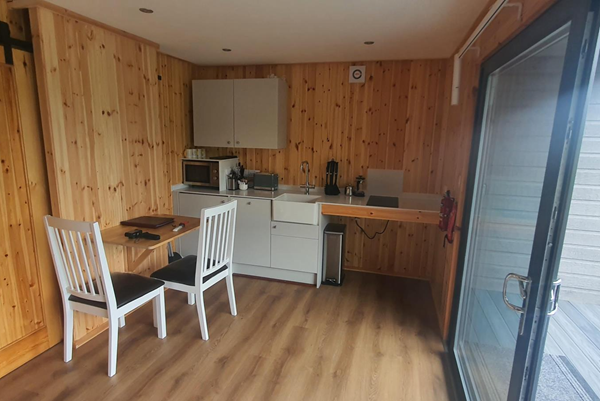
(222, 48, 232, 52)
(364, 41, 375, 45)
(139, 8, 154, 14)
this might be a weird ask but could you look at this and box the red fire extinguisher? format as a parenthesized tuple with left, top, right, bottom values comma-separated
(439, 191, 457, 245)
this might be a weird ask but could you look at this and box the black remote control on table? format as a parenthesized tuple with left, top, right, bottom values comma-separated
(140, 232, 160, 241)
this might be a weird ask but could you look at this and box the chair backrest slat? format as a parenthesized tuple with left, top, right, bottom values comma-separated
(59, 228, 79, 291)
(85, 232, 104, 297)
(210, 213, 218, 269)
(76, 232, 96, 295)
(196, 200, 237, 286)
(204, 215, 213, 272)
(45, 216, 116, 308)
(219, 210, 228, 263)
(68, 231, 88, 294)
(214, 213, 224, 268)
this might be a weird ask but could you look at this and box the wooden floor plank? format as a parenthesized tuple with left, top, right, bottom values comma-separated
(560, 302, 600, 352)
(549, 308, 600, 397)
(0, 272, 453, 401)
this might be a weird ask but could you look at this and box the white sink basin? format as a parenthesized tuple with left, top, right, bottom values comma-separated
(275, 194, 321, 203)
(272, 193, 321, 225)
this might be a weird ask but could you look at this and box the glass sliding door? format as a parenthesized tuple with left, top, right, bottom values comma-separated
(455, 27, 570, 401)
(450, 0, 599, 400)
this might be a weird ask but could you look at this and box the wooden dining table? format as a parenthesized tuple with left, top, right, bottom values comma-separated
(101, 214, 200, 272)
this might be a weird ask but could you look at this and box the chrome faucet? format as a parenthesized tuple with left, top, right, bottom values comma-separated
(300, 161, 315, 194)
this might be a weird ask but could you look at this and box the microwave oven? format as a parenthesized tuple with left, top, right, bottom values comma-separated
(182, 157, 238, 190)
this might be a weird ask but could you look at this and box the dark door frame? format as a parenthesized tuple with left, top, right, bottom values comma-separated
(445, 0, 600, 399)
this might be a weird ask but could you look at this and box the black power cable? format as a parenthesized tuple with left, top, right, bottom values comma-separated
(354, 218, 390, 240)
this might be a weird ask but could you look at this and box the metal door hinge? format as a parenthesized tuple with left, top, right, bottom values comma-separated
(548, 278, 562, 316)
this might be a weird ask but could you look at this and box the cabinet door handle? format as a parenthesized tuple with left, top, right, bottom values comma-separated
(272, 225, 276, 229)
(227, 141, 231, 145)
(247, 201, 251, 205)
(236, 141, 240, 145)
(221, 200, 226, 204)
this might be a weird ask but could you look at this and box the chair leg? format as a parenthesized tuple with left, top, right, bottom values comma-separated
(196, 290, 209, 340)
(108, 318, 119, 377)
(64, 305, 74, 363)
(187, 293, 196, 305)
(118, 316, 126, 328)
(152, 296, 158, 328)
(156, 289, 167, 339)
(226, 273, 237, 316)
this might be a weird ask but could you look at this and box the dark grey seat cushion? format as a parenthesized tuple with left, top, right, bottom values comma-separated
(150, 255, 228, 286)
(69, 272, 164, 309)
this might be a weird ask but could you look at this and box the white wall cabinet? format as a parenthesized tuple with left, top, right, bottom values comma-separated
(177, 192, 228, 256)
(193, 78, 287, 149)
(192, 80, 235, 147)
(231, 197, 271, 267)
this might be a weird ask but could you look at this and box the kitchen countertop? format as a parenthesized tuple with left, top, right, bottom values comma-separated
(174, 185, 441, 224)
(176, 185, 311, 200)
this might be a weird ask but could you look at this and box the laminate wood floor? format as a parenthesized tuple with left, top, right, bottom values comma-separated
(0, 272, 454, 401)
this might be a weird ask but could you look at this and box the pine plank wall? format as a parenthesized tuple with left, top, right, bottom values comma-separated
(160, 56, 453, 282)
(0, 0, 559, 355)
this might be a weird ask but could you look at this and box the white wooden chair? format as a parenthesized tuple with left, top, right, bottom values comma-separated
(44, 215, 167, 377)
(151, 200, 238, 340)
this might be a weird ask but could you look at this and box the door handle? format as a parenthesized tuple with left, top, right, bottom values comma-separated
(503, 273, 532, 335)
(548, 278, 562, 316)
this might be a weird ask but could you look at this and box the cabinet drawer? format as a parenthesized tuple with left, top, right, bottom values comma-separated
(270, 221, 319, 239)
(270, 235, 318, 273)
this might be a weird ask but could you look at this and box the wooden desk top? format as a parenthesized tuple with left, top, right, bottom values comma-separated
(320, 203, 439, 225)
(320, 193, 441, 225)
(101, 214, 200, 250)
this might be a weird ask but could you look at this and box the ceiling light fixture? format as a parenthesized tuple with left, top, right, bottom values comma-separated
(222, 48, 232, 52)
(364, 41, 375, 45)
(139, 8, 154, 14)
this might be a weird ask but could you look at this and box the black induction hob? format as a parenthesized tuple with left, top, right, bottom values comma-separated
(366, 196, 399, 208)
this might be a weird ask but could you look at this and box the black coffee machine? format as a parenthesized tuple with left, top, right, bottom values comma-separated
(325, 159, 340, 195)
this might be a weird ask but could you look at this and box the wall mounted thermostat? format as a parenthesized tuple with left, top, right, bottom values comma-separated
(349, 66, 366, 83)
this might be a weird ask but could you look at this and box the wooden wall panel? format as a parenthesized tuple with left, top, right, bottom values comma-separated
(197, 61, 451, 280)
(0, 46, 61, 377)
(11, 48, 62, 345)
(0, 63, 44, 348)
(29, 6, 170, 342)
(159, 58, 450, 280)
(158, 54, 194, 187)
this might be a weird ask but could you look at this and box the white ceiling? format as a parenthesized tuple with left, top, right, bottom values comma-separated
(45, 0, 488, 66)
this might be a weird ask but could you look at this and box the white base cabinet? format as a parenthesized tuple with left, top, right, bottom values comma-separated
(270, 221, 319, 274)
(271, 236, 318, 273)
(232, 197, 271, 267)
(173, 190, 325, 287)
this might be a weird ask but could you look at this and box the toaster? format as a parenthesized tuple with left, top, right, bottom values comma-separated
(254, 173, 279, 191)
